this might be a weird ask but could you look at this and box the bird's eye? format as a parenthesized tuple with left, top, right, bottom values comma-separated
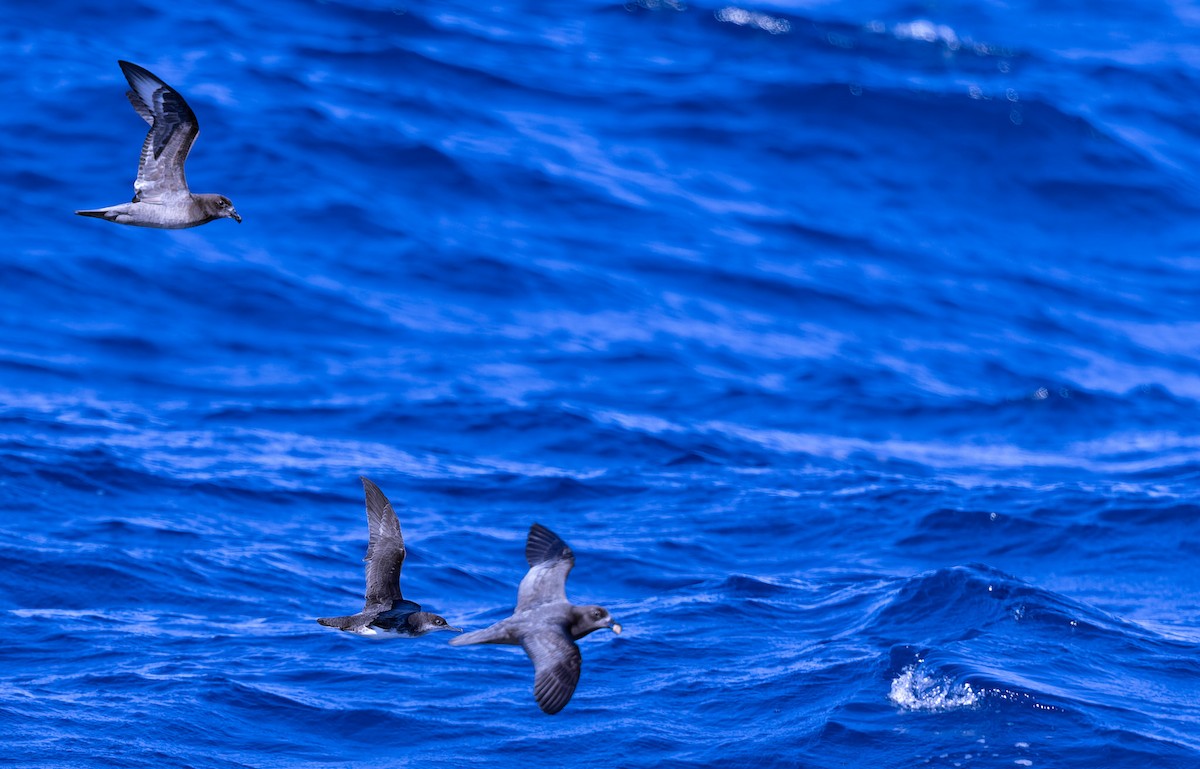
(435, 618, 445, 625)
(591, 609, 604, 620)
(218, 199, 228, 208)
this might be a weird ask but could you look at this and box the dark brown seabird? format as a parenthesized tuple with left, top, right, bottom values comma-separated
(76, 60, 241, 228)
(317, 477, 460, 637)
(449, 524, 621, 714)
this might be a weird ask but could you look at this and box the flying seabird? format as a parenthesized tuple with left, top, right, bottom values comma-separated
(317, 477, 460, 637)
(76, 60, 241, 228)
(449, 524, 621, 714)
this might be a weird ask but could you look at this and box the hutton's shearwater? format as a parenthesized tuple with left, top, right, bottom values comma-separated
(317, 478, 460, 637)
(449, 524, 621, 714)
(76, 60, 241, 228)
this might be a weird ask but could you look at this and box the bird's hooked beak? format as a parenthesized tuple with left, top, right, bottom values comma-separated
(231, 210, 242, 223)
(448, 625, 463, 633)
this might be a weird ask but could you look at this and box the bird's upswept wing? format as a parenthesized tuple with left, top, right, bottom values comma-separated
(118, 60, 199, 203)
(360, 477, 406, 607)
(516, 523, 574, 610)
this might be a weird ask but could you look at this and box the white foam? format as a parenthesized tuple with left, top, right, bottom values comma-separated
(889, 665, 981, 711)
(892, 20, 961, 50)
(715, 7, 792, 35)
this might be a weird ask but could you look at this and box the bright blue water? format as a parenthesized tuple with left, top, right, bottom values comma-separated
(2, 0, 1199, 766)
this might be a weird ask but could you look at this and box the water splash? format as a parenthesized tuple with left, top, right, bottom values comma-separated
(889, 664, 981, 711)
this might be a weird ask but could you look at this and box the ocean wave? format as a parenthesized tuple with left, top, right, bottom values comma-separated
(5, 0, 1200, 766)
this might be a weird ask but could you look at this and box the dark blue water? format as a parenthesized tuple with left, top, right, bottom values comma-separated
(3, 0, 1200, 766)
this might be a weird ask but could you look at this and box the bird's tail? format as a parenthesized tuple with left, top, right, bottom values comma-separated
(75, 209, 111, 220)
(448, 621, 513, 646)
(316, 615, 353, 629)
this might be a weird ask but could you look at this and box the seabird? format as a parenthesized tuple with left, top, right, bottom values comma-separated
(449, 524, 621, 714)
(76, 60, 242, 228)
(317, 477, 460, 637)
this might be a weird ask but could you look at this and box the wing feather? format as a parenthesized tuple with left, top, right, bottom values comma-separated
(522, 629, 582, 715)
(360, 477, 405, 606)
(516, 524, 574, 610)
(118, 61, 198, 202)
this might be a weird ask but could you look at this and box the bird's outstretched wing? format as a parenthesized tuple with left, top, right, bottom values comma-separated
(118, 60, 198, 202)
(360, 477, 406, 606)
(516, 523, 575, 610)
(522, 628, 582, 715)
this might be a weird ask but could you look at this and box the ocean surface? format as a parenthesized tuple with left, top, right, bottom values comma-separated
(3, 0, 1200, 766)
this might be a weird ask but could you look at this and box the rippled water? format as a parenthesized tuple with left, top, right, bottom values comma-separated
(3, 0, 1200, 766)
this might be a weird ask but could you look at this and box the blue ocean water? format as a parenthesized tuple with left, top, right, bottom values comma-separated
(3, 0, 1200, 765)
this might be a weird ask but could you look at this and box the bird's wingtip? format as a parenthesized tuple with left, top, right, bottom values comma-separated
(525, 523, 570, 567)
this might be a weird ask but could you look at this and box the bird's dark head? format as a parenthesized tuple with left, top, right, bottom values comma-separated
(200, 194, 241, 223)
(407, 611, 462, 636)
(571, 605, 621, 640)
